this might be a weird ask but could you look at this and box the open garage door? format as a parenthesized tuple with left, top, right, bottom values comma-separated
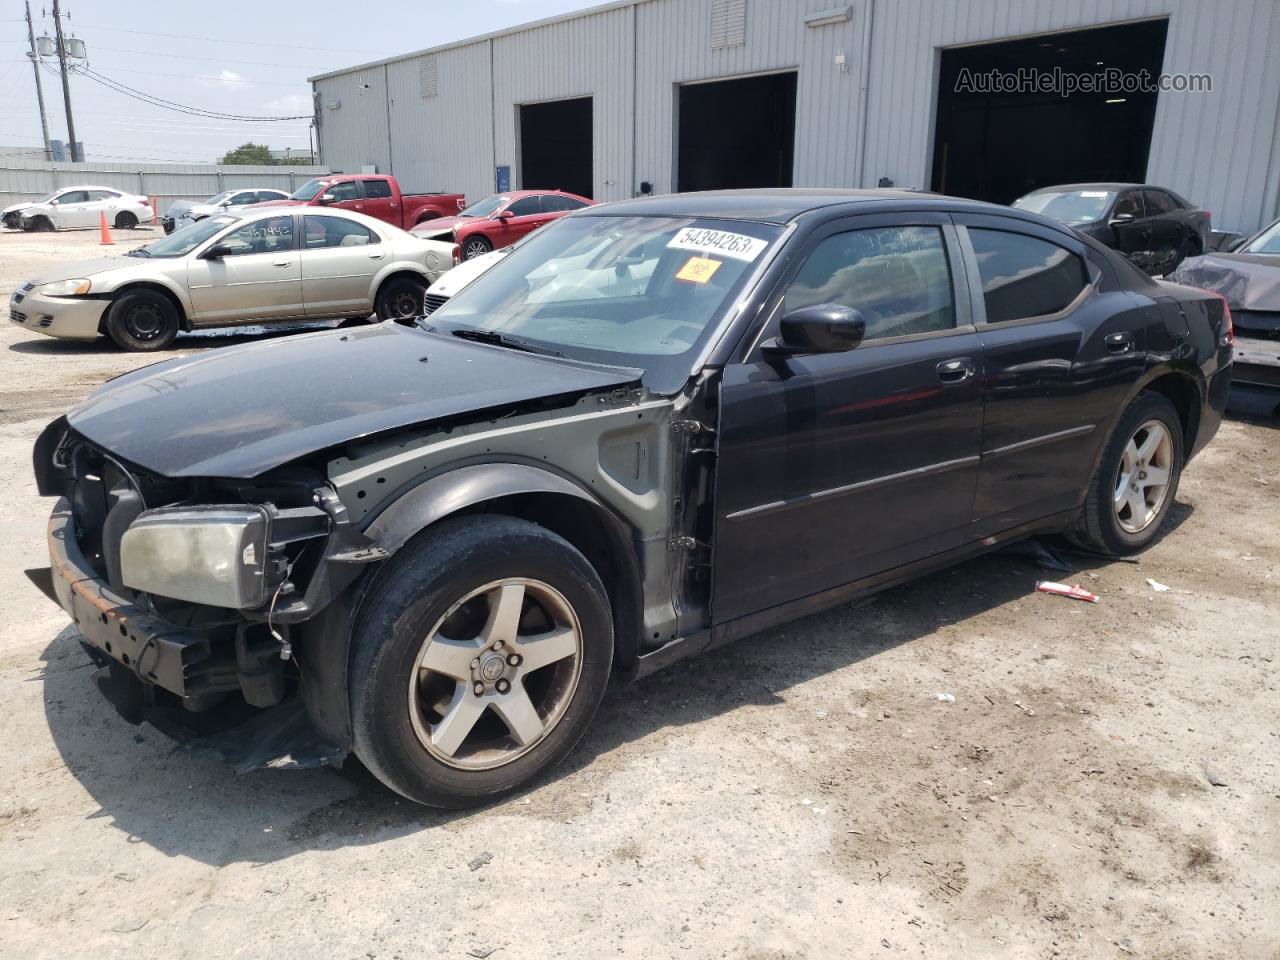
(678, 71, 797, 192)
(931, 20, 1168, 204)
(520, 97, 593, 199)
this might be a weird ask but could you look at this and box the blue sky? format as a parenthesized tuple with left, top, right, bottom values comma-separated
(0, 0, 598, 163)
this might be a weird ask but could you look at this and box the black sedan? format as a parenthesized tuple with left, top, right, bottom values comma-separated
(30, 189, 1232, 807)
(1013, 182, 1211, 277)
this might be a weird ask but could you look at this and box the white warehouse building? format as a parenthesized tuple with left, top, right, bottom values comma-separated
(310, 0, 1280, 235)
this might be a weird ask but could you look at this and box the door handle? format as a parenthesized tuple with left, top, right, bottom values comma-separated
(1105, 331, 1134, 353)
(936, 357, 976, 384)
(272, 259, 292, 267)
(368, 252, 384, 259)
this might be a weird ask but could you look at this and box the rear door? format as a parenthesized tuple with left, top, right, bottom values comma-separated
(954, 214, 1147, 537)
(186, 215, 303, 323)
(299, 214, 385, 316)
(711, 213, 985, 624)
(359, 178, 398, 224)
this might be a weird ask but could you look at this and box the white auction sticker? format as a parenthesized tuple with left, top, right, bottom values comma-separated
(1080, 191, 1109, 197)
(668, 227, 768, 262)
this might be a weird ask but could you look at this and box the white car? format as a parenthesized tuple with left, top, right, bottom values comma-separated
(161, 188, 291, 234)
(8, 186, 155, 232)
(10, 207, 458, 350)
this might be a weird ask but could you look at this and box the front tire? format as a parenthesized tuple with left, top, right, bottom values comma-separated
(1068, 392, 1184, 555)
(349, 515, 614, 808)
(105, 290, 180, 351)
(375, 275, 427, 323)
(461, 235, 492, 261)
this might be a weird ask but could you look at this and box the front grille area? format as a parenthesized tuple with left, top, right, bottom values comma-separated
(422, 293, 449, 316)
(10, 310, 26, 324)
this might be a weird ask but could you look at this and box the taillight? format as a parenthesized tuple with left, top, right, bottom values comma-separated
(1211, 290, 1234, 347)
(451, 243, 462, 264)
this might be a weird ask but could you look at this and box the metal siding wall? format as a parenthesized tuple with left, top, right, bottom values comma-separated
(0, 161, 329, 205)
(384, 42, 494, 207)
(491, 6, 635, 202)
(314, 65, 393, 174)
(864, 0, 1280, 233)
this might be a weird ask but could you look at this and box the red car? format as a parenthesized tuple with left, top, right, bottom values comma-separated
(410, 189, 594, 260)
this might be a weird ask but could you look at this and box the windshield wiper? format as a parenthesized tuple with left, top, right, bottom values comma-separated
(449, 326, 565, 358)
(125, 247, 151, 257)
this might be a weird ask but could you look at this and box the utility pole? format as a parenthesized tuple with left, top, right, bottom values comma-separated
(50, 0, 79, 162)
(24, 0, 51, 160)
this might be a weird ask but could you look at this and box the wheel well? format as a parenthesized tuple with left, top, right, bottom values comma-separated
(453, 492, 644, 673)
(414, 210, 443, 224)
(1143, 372, 1200, 452)
(101, 282, 190, 333)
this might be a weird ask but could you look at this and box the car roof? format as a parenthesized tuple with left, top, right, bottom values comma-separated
(59, 185, 124, 192)
(583, 188, 1015, 225)
(1023, 182, 1155, 193)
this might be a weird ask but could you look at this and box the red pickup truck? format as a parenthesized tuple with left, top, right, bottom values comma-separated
(250, 174, 465, 230)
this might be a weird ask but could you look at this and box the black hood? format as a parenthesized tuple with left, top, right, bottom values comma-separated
(67, 323, 640, 478)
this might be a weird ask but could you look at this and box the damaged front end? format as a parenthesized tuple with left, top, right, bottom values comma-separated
(30, 418, 386, 770)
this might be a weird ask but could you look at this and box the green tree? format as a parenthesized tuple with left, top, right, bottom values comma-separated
(219, 142, 274, 165)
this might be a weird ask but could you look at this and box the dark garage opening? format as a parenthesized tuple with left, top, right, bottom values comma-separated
(931, 20, 1168, 204)
(678, 71, 797, 192)
(520, 97, 593, 199)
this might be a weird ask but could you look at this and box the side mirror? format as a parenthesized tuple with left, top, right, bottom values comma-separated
(764, 304, 866, 356)
(203, 243, 233, 260)
(317, 193, 337, 206)
(1109, 212, 1136, 227)
(495, 209, 515, 220)
(1225, 237, 1246, 252)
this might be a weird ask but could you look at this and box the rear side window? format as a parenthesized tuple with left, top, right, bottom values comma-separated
(303, 215, 380, 248)
(542, 194, 588, 213)
(1142, 190, 1177, 215)
(228, 192, 257, 205)
(259, 190, 288, 202)
(969, 228, 1089, 323)
(364, 179, 393, 199)
(782, 226, 956, 341)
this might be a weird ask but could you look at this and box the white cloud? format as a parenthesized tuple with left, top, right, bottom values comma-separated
(195, 69, 250, 90)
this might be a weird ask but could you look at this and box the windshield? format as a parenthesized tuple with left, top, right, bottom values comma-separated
(458, 195, 509, 218)
(132, 215, 238, 258)
(1242, 220, 1280, 255)
(1013, 190, 1115, 224)
(428, 215, 783, 393)
(31, 191, 58, 205)
(291, 179, 329, 201)
(204, 191, 234, 205)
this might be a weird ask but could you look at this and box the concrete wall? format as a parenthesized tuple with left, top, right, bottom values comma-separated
(312, 0, 1280, 233)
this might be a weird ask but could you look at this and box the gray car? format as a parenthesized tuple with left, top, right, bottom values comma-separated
(9, 207, 457, 350)
(161, 188, 291, 234)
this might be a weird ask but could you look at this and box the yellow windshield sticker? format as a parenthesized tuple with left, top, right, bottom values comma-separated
(675, 256, 722, 284)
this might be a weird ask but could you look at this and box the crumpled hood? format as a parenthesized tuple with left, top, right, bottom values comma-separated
(1168, 253, 1280, 312)
(29, 256, 136, 285)
(2, 201, 35, 216)
(164, 199, 197, 219)
(411, 215, 465, 239)
(66, 322, 641, 478)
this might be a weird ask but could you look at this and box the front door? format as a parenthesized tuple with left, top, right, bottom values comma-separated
(51, 190, 90, 228)
(1108, 189, 1148, 263)
(1140, 189, 1184, 273)
(493, 195, 551, 246)
(186, 215, 304, 324)
(299, 214, 384, 317)
(712, 215, 985, 624)
(953, 214, 1147, 537)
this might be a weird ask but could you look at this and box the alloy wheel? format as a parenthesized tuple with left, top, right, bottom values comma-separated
(408, 578, 584, 770)
(1113, 419, 1174, 534)
(464, 239, 489, 260)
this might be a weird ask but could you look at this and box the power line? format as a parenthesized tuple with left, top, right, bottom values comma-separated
(71, 65, 312, 121)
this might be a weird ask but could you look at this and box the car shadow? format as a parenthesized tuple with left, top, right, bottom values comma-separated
(37, 518, 1186, 866)
(7, 317, 365, 356)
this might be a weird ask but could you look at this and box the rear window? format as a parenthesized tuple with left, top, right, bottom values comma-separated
(969, 229, 1090, 323)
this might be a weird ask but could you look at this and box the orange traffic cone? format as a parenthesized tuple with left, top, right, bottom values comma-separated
(99, 211, 114, 245)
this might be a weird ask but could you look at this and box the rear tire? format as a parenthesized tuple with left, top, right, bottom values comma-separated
(375, 275, 427, 323)
(114, 211, 138, 230)
(105, 290, 180, 351)
(1067, 392, 1184, 556)
(349, 515, 613, 808)
(461, 235, 492, 261)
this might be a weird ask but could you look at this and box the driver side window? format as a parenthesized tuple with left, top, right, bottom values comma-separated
(55, 190, 88, 205)
(1114, 192, 1143, 218)
(781, 226, 956, 342)
(220, 216, 295, 256)
(328, 181, 360, 202)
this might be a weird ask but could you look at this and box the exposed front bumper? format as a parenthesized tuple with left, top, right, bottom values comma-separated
(45, 498, 219, 698)
(1233, 336, 1280, 389)
(9, 288, 108, 339)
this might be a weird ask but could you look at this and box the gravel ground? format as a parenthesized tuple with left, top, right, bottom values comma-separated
(0, 227, 1277, 960)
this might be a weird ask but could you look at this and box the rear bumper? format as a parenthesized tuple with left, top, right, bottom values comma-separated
(9, 290, 107, 339)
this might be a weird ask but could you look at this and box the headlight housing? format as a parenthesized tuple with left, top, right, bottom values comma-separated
(38, 278, 92, 297)
(120, 505, 270, 609)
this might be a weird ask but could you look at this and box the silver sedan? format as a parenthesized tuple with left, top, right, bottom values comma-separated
(9, 207, 457, 350)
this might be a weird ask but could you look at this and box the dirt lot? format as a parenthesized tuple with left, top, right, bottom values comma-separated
(0, 227, 1276, 960)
